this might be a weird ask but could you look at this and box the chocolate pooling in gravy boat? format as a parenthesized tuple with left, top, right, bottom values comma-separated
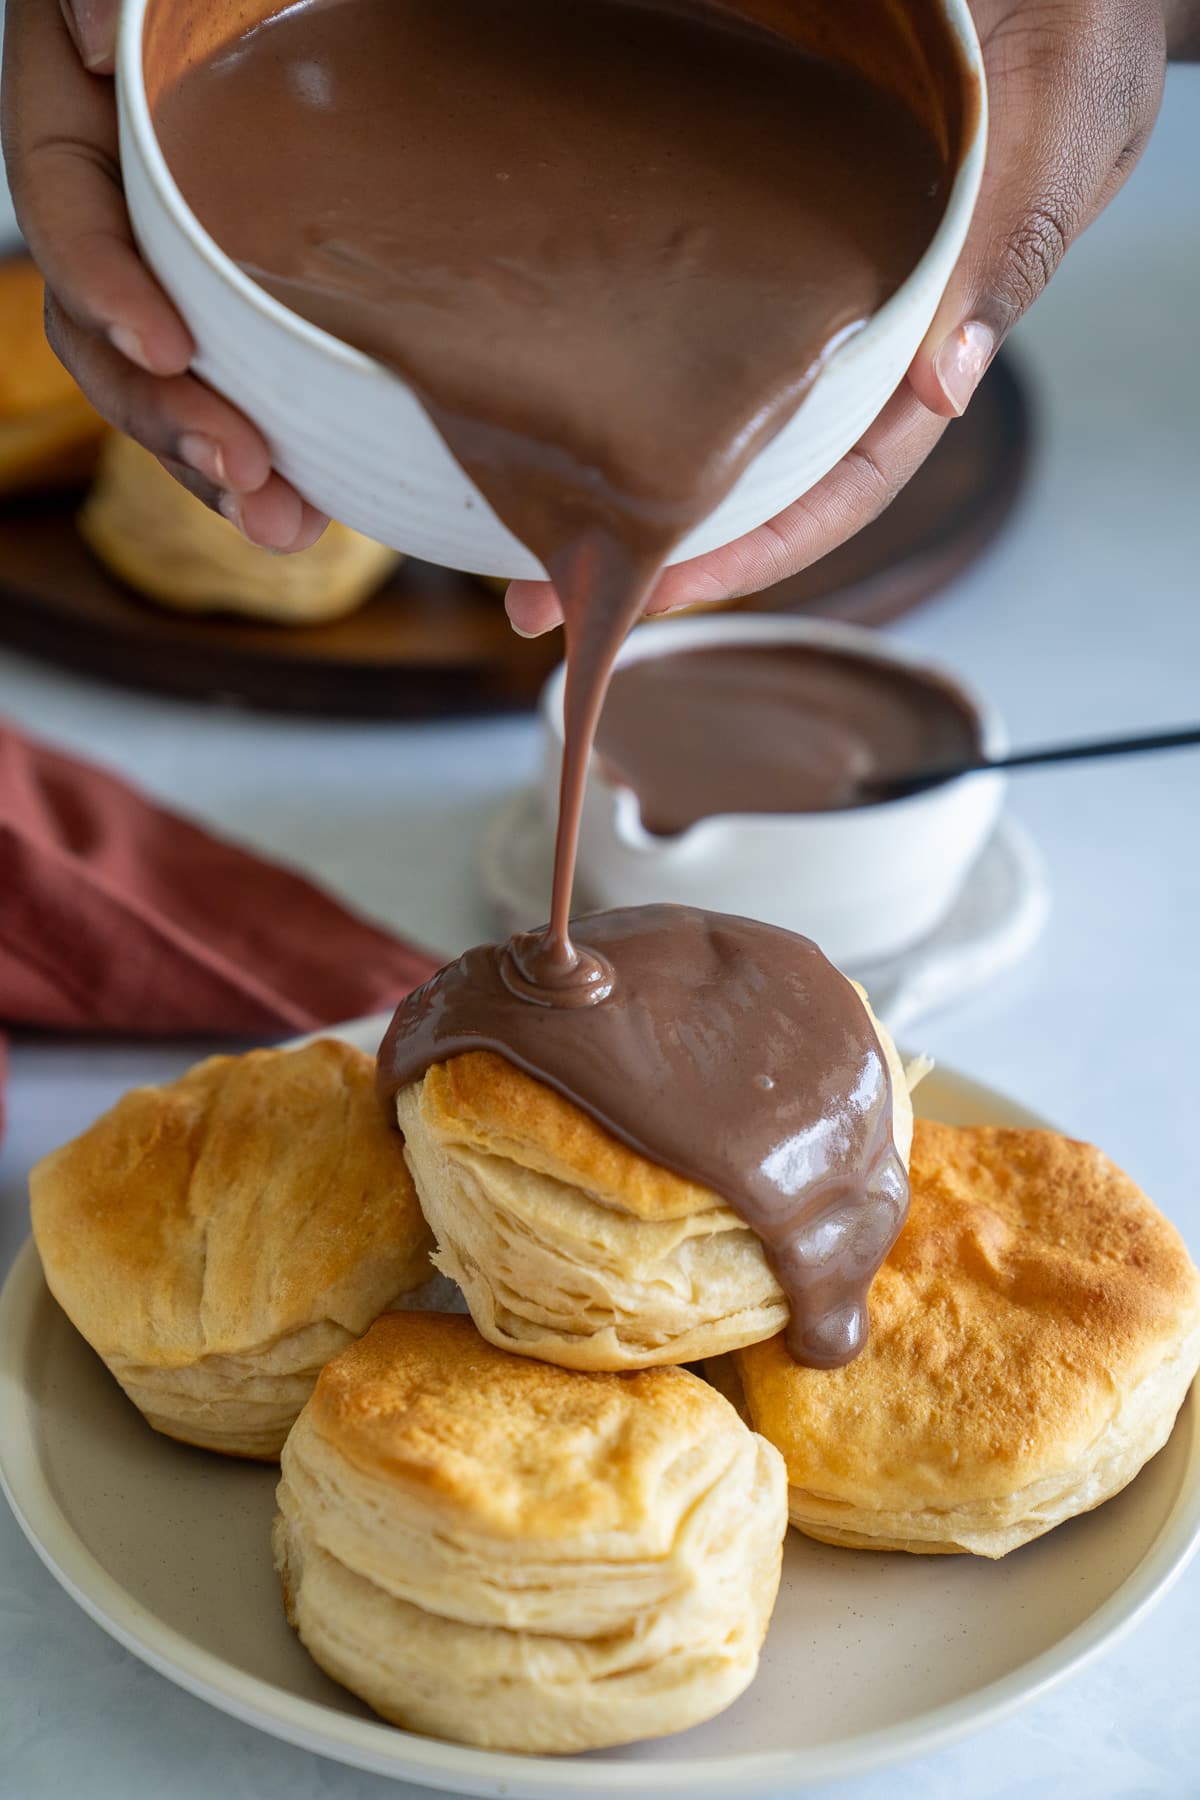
(153, 0, 967, 1359)
(596, 644, 985, 831)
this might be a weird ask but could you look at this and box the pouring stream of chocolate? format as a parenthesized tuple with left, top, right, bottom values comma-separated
(154, 0, 958, 1360)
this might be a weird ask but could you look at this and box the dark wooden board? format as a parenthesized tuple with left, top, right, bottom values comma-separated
(0, 356, 1032, 717)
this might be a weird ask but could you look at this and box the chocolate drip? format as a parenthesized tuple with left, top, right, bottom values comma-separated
(597, 644, 984, 830)
(379, 906, 908, 1367)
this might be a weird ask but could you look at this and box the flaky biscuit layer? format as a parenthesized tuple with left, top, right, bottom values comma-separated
(274, 1313, 787, 1751)
(395, 988, 911, 1369)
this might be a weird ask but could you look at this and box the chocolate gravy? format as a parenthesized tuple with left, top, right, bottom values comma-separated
(153, 0, 955, 1359)
(154, 0, 950, 973)
(596, 644, 984, 831)
(378, 905, 907, 1367)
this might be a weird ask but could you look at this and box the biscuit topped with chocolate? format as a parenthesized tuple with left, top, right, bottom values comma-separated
(382, 905, 915, 1371)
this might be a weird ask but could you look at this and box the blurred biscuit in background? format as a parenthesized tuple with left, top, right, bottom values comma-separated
(0, 259, 107, 495)
(79, 433, 400, 623)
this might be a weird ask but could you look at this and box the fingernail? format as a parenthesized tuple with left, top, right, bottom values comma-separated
(58, 1, 83, 58)
(107, 323, 156, 373)
(934, 321, 994, 417)
(218, 491, 246, 534)
(60, 1, 118, 71)
(222, 492, 300, 553)
(510, 621, 546, 640)
(178, 432, 227, 488)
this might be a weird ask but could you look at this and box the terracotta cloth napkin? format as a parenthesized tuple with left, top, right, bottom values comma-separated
(0, 718, 441, 1135)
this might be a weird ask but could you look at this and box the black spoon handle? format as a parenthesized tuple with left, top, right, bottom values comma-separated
(869, 724, 1200, 800)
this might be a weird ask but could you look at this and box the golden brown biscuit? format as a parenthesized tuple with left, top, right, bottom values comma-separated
(273, 1312, 787, 1751)
(78, 435, 399, 621)
(729, 1120, 1200, 1557)
(30, 1040, 435, 1458)
(393, 989, 914, 1370)
(0, 259, 106, 494)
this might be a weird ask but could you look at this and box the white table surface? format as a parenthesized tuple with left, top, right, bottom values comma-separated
(1, 53, 1199, 1800)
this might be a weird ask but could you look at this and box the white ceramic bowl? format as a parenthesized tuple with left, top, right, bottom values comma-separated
(539, 615, 1007, 967)
(116, 0, 987, 577)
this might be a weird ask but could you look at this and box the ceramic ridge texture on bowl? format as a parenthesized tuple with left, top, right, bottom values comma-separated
(539, 615, 1008, 968)
(116, 0, 987, 577)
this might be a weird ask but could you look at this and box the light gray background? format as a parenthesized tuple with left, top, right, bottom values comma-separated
(0, 15, 1198, 1799)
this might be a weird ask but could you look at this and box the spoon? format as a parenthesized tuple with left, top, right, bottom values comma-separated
(864, 724, 1200, 801)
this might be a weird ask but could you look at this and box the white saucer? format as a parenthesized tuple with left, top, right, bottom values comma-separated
(3, 1015, 1198, 1797)
(480, 791, 1050, 1034)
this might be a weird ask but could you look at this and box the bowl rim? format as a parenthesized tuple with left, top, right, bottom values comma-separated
(538, 613, 1009, 839)
(117, 0, 988, 400)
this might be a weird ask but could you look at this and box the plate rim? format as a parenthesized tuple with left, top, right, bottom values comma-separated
(4, 1023, 1200, 1795)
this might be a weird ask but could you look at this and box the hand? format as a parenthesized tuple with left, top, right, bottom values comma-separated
(0, 0, 328, 551)
(506, 0, 1183, 636)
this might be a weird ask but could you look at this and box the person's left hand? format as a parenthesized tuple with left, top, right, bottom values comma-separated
(1, 0, 329, 551)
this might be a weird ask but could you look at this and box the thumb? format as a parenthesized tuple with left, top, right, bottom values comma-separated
(909, 0, 1165, 421)
(58, 0, 121, 74)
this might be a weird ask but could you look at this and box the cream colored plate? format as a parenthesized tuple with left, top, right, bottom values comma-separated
(2, 1015, 1199, 1798)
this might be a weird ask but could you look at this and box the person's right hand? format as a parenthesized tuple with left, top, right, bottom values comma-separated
(506, 0, 1198, 636)
(1, 0, 328, 551)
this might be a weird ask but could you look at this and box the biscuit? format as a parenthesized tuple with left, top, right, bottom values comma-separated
(31, 1040, 435, 1458)
(729, 1120, 1200, 1557)
(273, 1311, 787, 1750)
(393, 988, 914, 1369)
(78, 434, 398, 622)
(0, 259, 106, 494)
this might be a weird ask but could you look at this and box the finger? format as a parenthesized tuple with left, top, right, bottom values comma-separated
(157, 454, 330, 553)
(45, 294, 274, 492)
(2, 0, 193, 373)
(910, 0, 1166, 419)
(156, 453, 223, 513)
(222, 485, 331, 555)
(647, 390, 946, 611)
(57, 0, 120, 73)
(51, 303, 329, 550)
(156, 453, 328, 554)
(505, 579, 565, 637)
(504, 384, 945, 631)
